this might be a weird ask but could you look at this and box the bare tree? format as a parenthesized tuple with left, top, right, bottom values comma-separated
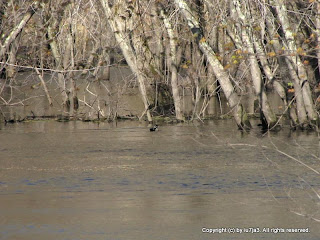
(173, 0, 251, 129)
(158, 4, 184, 121)
(230, 0, 277, 128)
(99, 0, 152, 122)
(0, 0, 319, 129)
(0, 1, 39, 61)
(270, 0, 318, 127)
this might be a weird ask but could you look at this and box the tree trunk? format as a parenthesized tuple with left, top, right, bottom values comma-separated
(47, 17, 69, 115)
(0, 1, 38, 60)
(317, 1, 320, 78)
(174, 0, 251, 129)
(265, 13, 307, 126)
(6, 33, 21, 78)
(66, 19, 78, 116)
(232, 0, 277, 128)
(99, 0, 152, 122)
(159, 7, 184, 121)
(82, 41, 100, 75)
(252, 33, 287, 106)
(271, 0, 318, 124)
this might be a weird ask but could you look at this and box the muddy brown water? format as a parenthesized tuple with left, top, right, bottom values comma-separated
(0, 120, 320, 239)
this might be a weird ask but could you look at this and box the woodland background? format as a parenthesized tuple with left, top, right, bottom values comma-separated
(1, 0, 320, 130)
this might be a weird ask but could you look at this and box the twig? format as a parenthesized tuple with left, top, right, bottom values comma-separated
(262, 144, 320, 175)
(35, 68, 53, 106)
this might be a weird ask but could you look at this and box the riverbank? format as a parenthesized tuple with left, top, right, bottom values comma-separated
(0, 68, 295, 128)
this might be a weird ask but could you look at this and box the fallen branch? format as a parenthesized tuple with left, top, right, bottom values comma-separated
(35, 68, 53, 106)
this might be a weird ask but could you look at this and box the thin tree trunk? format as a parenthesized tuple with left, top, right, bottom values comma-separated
(316, 1, 320, 78)
(271, 0, 317, 124)
(205, 19, 218, 98)
(68, 18, 78, 115)
(0, 1, 38, 60)
(6, 33, 21, 78)
(232, 0, 277, 128)
(47, 21, 69, 114)
(46, 3, 76, 116)
(38, 23, 53, 107)
(252, 34, 287, 106)
(35, 68, 53, 106)
(99, 0, 152, 122)
(174, 0, 251, 129)
(159, 7, 184, 121)
(265, 14, 304, 126)
(82, 41, 100, 75)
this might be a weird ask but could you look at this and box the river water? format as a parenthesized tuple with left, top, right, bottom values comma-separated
(0, 120, 320, 239)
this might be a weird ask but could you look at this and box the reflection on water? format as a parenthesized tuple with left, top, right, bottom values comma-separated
(0, 120, 320, 239)
(0, 69, 286, 122)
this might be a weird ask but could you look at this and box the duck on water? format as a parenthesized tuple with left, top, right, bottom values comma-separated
(150, 125, 158, 132)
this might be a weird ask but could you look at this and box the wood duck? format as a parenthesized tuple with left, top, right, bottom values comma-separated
(150, 125, 158, 131)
